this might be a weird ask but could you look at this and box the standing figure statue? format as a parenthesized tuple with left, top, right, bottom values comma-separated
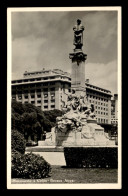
(73, 19, 85, 49)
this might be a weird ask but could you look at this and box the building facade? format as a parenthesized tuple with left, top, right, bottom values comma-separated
(111, 94, 118, 125)
(12, 68, 112, 124)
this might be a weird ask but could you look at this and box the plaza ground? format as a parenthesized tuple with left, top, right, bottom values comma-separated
(11, 165, 117, 184)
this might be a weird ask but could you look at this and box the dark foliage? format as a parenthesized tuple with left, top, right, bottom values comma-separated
(11, 152, 51, 179)
(11, 100, 63, 134)
(64, 147, 118, 168)
(11, 129, 26, 154)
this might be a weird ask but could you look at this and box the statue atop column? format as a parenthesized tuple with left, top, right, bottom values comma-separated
(73, 19, 85, 50)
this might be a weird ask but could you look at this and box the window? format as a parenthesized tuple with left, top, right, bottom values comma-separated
(95, 101, 97, 104)
(30, 90, 35, 93)
(37, 100, 41, 103)
(30, 84, 35, 88)
(51, 105, 55, 108)
(24, 95, 28, 99)
(18, 96, 22, 100)
(50, 82, 55, 85)
(30, 79, 35, 82)
(18, 80, 22, 83)
(36, 84, 41, 87)
(51, 99, 55, 103)
(44, 88, 48, 92)
(44, 94, 48, 98)
(31, 95, 35, 98)
(98, 111, 100, 114)
(51, 93, 55, 97)
(50, 87, 55, 91)
(106, 104, 108, 106)
(44, 100, 48, 103)
(37, 78, 41, 81)
(50, 77, 55, 80)
(17, 91, 22, 94)
(98, 107, 100, 110)
(31, 101, 35, 104)
(95, 106, 97, 109)
(44, 77, 48, 80)
(37, 89, 41, 92)
(24, 90, 28, 93)
(43, 83, 48, 86)
(44, 106, 48, 109)
(37, 94, 41, 98)
(106, 113, 108, 115)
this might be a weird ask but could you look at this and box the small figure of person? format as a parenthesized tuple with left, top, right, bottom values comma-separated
(73, 19, 85, 47)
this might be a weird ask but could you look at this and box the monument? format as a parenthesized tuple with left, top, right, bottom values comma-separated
(38, 19, 114, 147)
(69, 19, 87, 96)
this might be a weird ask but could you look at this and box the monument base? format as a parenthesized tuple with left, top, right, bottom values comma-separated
(38, 120, 115, 147)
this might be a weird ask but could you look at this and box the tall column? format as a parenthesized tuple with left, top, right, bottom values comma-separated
(69, 19, 87, 97)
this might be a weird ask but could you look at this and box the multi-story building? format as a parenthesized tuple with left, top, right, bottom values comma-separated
(11, 68, 112, 124)
(111, 94, 118, 125)
(12, 69, 71, 111)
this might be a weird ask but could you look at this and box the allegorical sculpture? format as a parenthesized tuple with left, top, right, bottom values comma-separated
(38, 89, 112, 147)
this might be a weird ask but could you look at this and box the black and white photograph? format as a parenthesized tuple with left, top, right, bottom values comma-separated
(7, 7, 121, 189)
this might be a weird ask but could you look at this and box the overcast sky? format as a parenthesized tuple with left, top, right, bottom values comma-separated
(11, 10, 118, 95)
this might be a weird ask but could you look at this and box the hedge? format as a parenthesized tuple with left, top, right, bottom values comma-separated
(11, 152, 51, 179)
(11, 129, 26, 154)
(64, 147, 118, 168)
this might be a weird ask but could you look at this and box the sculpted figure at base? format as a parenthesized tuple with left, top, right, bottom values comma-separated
(55, 89, 96, 135)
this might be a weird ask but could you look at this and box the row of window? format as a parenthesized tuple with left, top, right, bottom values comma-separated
(88, 95, 109, 101)
(95, 106, 108, 111)
(95, 111, 108, 115)
(89, 100, 108, 105)
(12, 93, 55, 99)
(13, 96, 55, 103)
(13, 88, 55, 93)
(111, 121, 118, 124)
(97, 118, 108, 124)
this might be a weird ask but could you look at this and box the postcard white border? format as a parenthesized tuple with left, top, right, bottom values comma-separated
(7, 6, 122, 189)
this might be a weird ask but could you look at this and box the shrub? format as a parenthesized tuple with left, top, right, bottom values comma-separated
(11, 129, 26, 154)
(11, 152, 51, 179)
(64, 147, 118, 168)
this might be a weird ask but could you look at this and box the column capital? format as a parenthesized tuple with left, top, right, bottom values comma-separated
(69, 51, 87, 63)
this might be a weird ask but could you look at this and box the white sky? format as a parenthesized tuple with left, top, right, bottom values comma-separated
(11, 10, 118, 95)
